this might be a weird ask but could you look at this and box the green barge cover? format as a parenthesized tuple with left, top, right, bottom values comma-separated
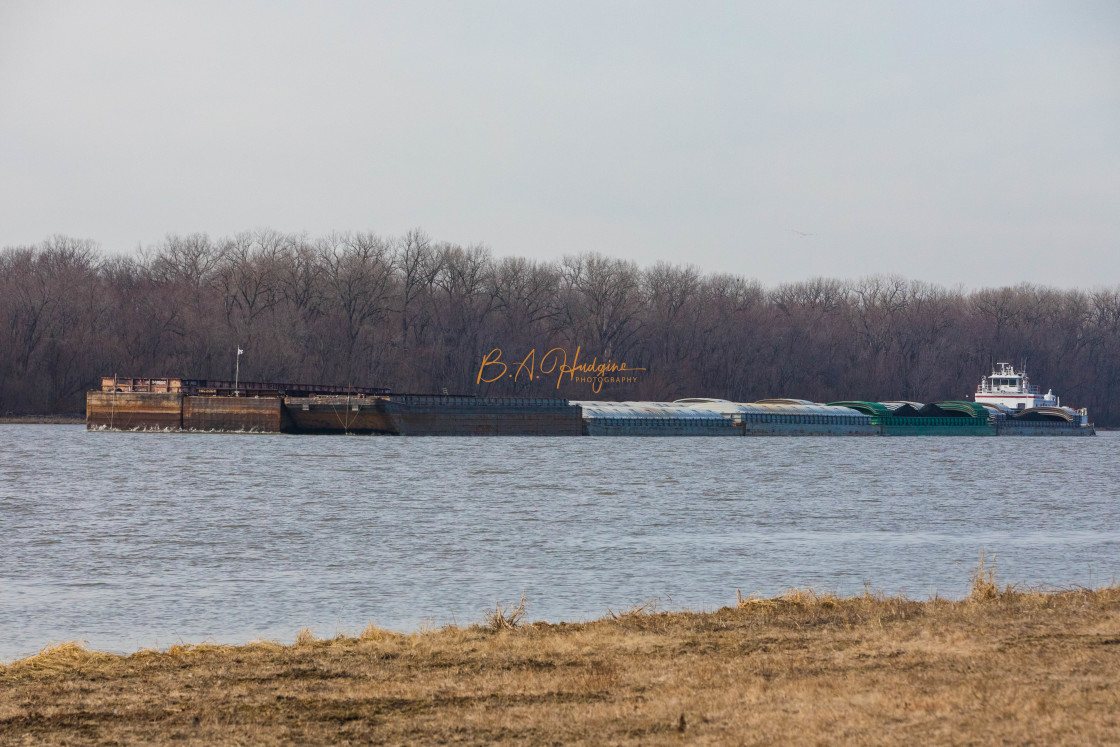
(828, 401, 996, 436)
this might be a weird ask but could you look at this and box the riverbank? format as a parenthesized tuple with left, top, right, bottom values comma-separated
(0, 415, 83, 424)
(3, 576, 1119, 745)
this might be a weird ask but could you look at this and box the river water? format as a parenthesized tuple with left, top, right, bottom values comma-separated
(1, 425, 1117, 661)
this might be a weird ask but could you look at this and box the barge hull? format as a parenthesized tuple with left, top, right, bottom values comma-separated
(283, 398, 396, 434)
(384, 396, 583, 436)
(86, 392, 183, 430)
(881, 424, 997, 437)
(583, 422, 740, 436)
(996, 422, 1096, 436)
(182, 396, 288, 432)
(739, 423, 880, 437)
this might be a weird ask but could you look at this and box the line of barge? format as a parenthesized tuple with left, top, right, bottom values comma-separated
(85, 371, 1095, 437)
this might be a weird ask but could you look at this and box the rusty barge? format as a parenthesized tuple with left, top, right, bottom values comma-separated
(86, 378, 583, 435)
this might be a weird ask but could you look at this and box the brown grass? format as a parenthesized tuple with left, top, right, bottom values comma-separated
(484, 593, 527, 631)
(3, 576, 1120, 745)
(969, 550, 1002, 602)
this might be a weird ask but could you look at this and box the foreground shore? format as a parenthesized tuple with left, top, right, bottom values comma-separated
(3, 579, 1119, 745)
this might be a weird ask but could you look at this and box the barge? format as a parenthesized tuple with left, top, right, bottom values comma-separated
(86, 378, 582, 436)
(86, 371, 1095, 437)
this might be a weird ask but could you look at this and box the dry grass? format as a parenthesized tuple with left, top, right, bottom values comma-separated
(484, 593, 528, 631)
(4, 575, 1120, 745)
(969, 550, 1003, 602)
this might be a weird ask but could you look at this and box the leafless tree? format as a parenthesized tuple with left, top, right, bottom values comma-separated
(2, 229, 1119, 424)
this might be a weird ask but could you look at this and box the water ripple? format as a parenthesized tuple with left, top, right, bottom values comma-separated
(0, 426, 1118, 660)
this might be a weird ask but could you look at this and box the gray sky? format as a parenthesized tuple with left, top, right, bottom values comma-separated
(1, 1, 1117, 286)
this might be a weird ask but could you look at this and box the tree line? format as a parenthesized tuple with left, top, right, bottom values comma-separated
(2, 230, 1119, 425)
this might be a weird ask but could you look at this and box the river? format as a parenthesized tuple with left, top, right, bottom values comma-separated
(1, 425, 1117, 660)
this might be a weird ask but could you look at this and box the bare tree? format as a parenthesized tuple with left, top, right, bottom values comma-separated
(2, 229, 1120, 423)
(318, 232, 395, 382)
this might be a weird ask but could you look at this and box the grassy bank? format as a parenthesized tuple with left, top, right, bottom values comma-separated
(3, 574, 1120, 744)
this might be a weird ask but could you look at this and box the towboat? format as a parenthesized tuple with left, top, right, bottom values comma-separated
(975, 363, 1058, 410)
(974, 363, 1091, 428)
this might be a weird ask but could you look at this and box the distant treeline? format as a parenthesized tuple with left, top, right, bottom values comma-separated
(2, 230, 1120, 425)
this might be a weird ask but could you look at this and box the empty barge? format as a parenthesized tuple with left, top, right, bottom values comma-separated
(86, 376, 1095, 436)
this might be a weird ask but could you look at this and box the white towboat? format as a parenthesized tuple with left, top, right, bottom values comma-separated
(974, 363, 1091, 427)
(975, 363, 1058, 410)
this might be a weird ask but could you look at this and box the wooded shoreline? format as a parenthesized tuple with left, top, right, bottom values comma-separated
(4, 231, 1120, 426)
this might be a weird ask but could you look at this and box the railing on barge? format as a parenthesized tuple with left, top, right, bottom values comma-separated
(100, 377, 390, 398)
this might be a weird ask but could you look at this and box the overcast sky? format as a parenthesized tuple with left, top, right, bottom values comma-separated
(1, 1, 1117, 286)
